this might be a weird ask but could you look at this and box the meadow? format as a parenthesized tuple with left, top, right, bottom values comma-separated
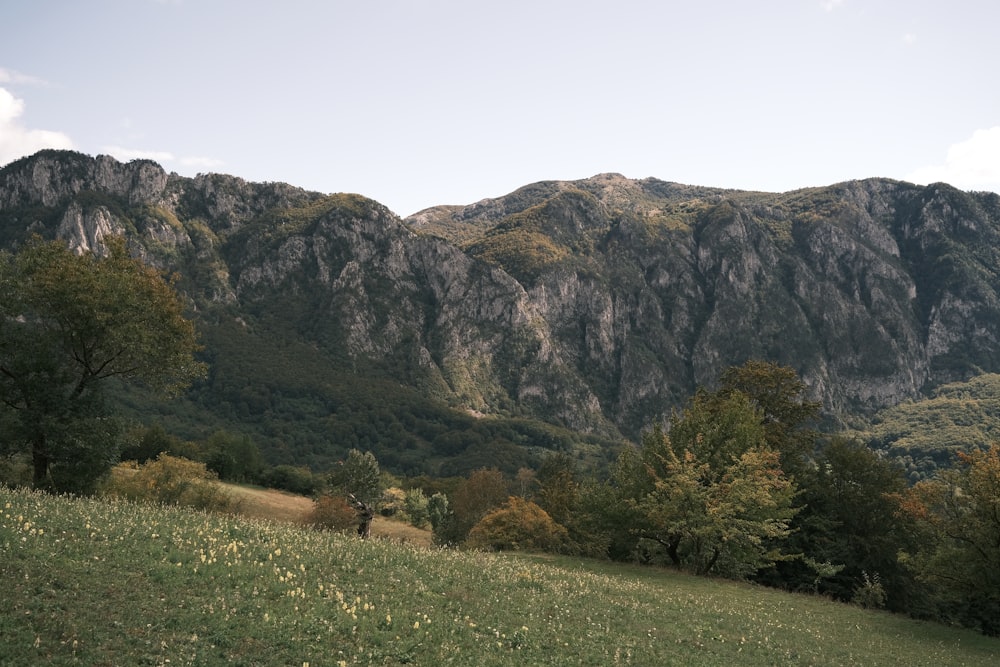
(1, 485, 998, 666)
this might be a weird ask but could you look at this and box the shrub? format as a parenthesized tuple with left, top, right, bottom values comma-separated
(852, 571, 887, 610)
(427, 492, 449, 531)
(379, 487, 406, 517)
(261, 464, 318, 496)
(306, 495, 358, 532)
(103, 454, 237, 512)
(0, 453, 32, 488)
(403, 488, 431, 528)
(466, 496, 568, 552)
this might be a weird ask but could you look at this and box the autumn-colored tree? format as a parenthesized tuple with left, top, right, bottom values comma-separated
(0, 237, 204, 492)
(894, 444, 1000, 635)
(104, 454, 236, 512)
(632, 393, 798, 578)
(466, 496, 568, 552)
(307, 495, 359, 532)
(667, 389, 770, 479)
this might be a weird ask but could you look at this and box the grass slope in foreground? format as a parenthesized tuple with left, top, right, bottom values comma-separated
(1, 486, 997, 666)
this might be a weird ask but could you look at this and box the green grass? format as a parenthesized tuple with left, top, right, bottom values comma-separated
(1, 486, 998, 666)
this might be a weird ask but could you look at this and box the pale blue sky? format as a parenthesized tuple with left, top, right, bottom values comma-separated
(1, 0, 998, 216)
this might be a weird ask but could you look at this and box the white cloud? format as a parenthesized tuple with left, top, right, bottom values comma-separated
(821, 0, 844, 12)
(902, 33, 917, 45)
(0, 68, 49, 86)
(907, 127, 1000, 194)
(101, 145, 175, 163)
(0, 87, 74, 166)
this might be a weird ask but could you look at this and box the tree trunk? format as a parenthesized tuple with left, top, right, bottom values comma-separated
(666, 537, 681, 568)
(32, 436, 49, 489)
(703, 546, 721, 575)
(348, 494, 375, 539)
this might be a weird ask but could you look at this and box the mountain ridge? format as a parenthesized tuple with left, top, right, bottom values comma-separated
(3, 150, 1000, 473)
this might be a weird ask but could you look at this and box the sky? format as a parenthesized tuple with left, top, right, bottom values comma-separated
(1, 0, 998, 217)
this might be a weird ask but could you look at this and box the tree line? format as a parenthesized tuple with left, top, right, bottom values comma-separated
(345, 361, 999, 636)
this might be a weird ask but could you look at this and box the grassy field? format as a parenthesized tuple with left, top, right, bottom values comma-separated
(1, 485, 998, 666)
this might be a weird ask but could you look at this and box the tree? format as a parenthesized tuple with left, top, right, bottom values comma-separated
(0, 237, 204, 491)
(895, 444, 1000, 634)
(535, 452, 578, 525)
(572, 444, 649, 562)
(764, 437, 916, 607)
(203, 430, 264, 483)
(307, 495, 359, 532)
(452, 467, 508, 525)
(435, 467, 507, 545)
(717, 360, 820, 479)
(402, 487, 430, 528)
(514, 466, 538, 498)
(633, 396, 798, 579)
(328, 449, 382, 505)
(427, 492, 450, 531)
(119, 423, 189, 464)
(667, 389, 769, 477)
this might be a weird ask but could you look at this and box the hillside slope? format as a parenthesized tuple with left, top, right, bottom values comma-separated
(2, 486, 997, 665)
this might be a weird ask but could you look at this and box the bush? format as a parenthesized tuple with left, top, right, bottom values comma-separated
(379, 487, 406, 517)
(306, 495, 358, 532)
(103, 454, 238, 512)
(852, 571, 887, 610)
(466, 496, 569, 552)
(427, 492, 449, 531)
(0, 454, 31, 488)
(261, 464, 318, 496)
(403, 488, 431, 528)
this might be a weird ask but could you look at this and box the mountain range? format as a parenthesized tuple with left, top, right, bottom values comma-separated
(3, 150, 999, 476)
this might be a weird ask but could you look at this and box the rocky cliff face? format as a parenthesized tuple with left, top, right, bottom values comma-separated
(3, 151, 1000, 443)
(408, 172, 1000, 433)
